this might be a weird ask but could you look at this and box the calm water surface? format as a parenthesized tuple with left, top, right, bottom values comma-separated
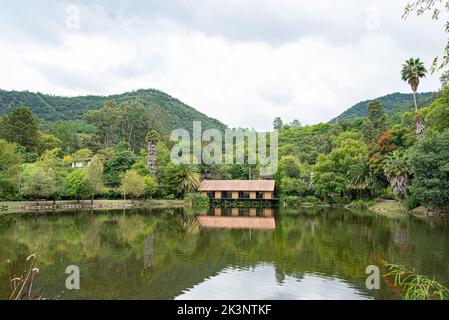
(0, 207, 448, 300)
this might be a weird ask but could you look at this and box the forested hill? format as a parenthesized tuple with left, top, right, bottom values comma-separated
(330, 92, 434, 123)
(0, 88, 226, 132)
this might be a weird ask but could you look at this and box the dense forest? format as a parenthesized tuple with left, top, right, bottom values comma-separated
(0, 89, 226, 133)
(1, 58, 449, 213)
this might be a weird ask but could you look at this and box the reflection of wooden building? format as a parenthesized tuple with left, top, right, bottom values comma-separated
(199, 216, 275, 230)
(198, 208, 275, 230)
(198, 180, 276, 201)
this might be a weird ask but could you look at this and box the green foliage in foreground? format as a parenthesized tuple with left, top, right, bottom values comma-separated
(384, 262, 449, 300)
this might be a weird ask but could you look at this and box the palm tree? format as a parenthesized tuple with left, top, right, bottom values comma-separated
(348, 158, 375, 198)
(179, 164, 200, 195)
(383, 151, 409, 200)
(401, 58, 427, 136)
(145, 130, 160, 177)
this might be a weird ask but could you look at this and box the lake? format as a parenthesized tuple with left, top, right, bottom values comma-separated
(0, 207, 448, 300)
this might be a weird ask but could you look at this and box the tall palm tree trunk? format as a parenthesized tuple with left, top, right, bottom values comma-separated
(412, 91, 418, 113)
(413, 91, 425, 136)
(147, 142, 157, 177)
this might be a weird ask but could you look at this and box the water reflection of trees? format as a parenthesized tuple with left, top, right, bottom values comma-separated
(0, 208, 448, 299)
(144, 235, 153, 270)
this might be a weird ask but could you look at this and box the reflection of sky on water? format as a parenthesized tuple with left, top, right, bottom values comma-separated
(176, 264, 372, 300)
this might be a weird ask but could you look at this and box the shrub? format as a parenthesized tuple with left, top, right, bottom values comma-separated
(404, 193, 421, 211)
(184, 193, 209, 207)
(281, 195, 302, 208)
(305, 196, 319, 204)
(348, 199, 374, 209)
(280, 177, 307, 197)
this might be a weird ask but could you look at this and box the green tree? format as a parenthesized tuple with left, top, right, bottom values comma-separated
(0, 139, 22, 196)
(38, 149, 69, 201)
(383, 151, 410, 200)
(280, 177, 307, 197)
(0, 107, 39, 152)
(103, 144, 137, 184)
(121, 169, 146, 200)
(273, 117, 284, 130)
(278, 156, 301, 179)
(85, 100, 154, 151)
(312, 133, 368, 200)
(348, 157, 376, 197)
(21, 162, 57, 203)
(401, 58, 428, 136)
(426, 86, 449, 132)
(64, 170, 91, 202)
(440, 70, 449, 88)
(73, 148, 93, 158)
(86, 156, 104, 204)
(179, 165, 200, 195)
(37, 133, 62, 155)
(157, 163, 182, 198)
(367, 100, 387, 133)
(143, 175, 158, 198)
(407, 130, 449, 211)
(290, 119, 301, 128)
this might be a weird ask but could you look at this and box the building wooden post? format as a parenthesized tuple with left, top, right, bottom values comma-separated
(250, 208, 257, 217)
(264, 208, 274, 217)
(263, 192, 272, 200)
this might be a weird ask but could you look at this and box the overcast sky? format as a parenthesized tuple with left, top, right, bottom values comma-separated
(0, 0, 446, 130)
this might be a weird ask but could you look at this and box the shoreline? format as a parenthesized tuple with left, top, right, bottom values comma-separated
(1, 199, 444, 219)
(0, 199, 185, 215)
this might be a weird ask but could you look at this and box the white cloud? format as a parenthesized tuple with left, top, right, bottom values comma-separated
(0, 0, 446, 130)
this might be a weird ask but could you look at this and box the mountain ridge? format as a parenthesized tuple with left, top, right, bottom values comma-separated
(330, 92, 435, 123)
(0, 88, 227, 133)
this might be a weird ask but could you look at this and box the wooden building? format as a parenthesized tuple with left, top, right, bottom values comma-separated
(71, 157, 92, 169)
(198, 180, 276, 201)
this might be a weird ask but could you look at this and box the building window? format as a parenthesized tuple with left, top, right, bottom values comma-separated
(207, 192, 216, 199)
(238, 191, 250, 199)
(222, 191, 232, 199)
(256, 192, 264, 199)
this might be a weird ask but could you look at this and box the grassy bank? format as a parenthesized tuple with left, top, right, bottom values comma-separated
(369, 200, 427, 218)
(0, 199, 184, 215)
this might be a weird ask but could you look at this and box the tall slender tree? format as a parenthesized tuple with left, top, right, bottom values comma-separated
(368, 100, 387, 132)
(86, 156, 104, 205)
(146, 130, 160, 177)
(401, 58, 427, 136)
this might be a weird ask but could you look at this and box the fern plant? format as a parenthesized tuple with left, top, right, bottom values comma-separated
(384, 261, 449, 300)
